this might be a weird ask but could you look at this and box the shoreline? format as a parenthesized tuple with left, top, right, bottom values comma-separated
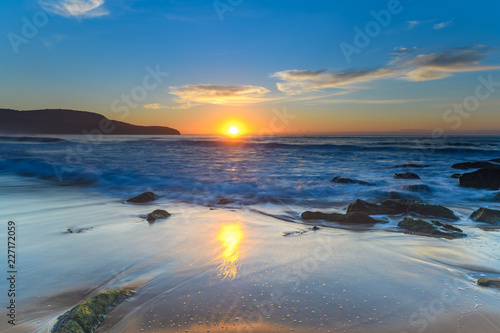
(1, 175, 499, 332)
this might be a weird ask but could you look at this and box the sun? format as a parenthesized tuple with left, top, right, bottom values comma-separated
(228, 126, 240, 136)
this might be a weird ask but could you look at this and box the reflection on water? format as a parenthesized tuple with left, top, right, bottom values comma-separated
(216, 223, 244, 281)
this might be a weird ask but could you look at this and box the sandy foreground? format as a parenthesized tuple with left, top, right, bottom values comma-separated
(1, 175, 500, 333)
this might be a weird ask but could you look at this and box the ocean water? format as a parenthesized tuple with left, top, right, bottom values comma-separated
(1, 135, 499, 211)
(2, 135, 500, 332)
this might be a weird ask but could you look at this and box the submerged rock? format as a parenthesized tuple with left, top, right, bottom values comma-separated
(452, 161, 500, 170)
(51, 290, 134, 333)
(347, 199, 458, 220)
(67, 227, 91, 234)
(394, 164, 429, 168)
(399, 184, 432, 193)
(301, 211, 379, 224)
(282, 226, 319, 237)
(450, 173, 461, 179)
(397, 217, 466, 238)
(490, 158, 500, 163)
(477, 278, 500, 288)
(470, 207, 500, 225)
(458, 169, 500, 190)
(126, 192, 158, 203)
(146, 209, 171, 222)
(331, 176, 373, 186)
(394, 172, 420, 179)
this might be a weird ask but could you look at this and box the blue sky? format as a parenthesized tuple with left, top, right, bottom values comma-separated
(1, 0, 500, 134)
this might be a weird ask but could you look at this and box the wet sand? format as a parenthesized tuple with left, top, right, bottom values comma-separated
(1, 175, 500, 333)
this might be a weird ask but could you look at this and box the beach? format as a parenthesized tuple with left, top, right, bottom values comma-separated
(1, 135, 500, 332)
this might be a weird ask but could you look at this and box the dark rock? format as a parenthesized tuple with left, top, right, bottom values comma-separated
(394, 172, 420, 179)
(490, 158, 500, 163)
(217, 198, 236, 205)
(458, 169, 500, 190)
(146, 209, 171, 222)
(282, 226, 320, 237)
(67, 227, 91, 234)
(477, 278, 500, 288)
(394, 164, 429, 168)
(399, 184, 432, 193)
(347, 199, 458, 220)
(470, 207, 500, 225)
(452, 161, 500, 170)
(450, 173, 461, 179)
(397, 217, 466, 238)
(51, 290, 134, 333)
(433, 221, 463, 232)
(301, 211, 379, 224)
(331, 176, 373, 186)
(126, 192, 158, 203)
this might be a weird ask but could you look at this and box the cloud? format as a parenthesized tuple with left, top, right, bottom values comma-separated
(406, 21, 421, 30)
(272, 45, 500, 92)
(167, 84, 272, 108)
(39, 0, 109, 18)
(270, 68, 400, 95)
(433, 19, 453, 30)
(144, 103, 163, 109)
(404, 45, 500, 81)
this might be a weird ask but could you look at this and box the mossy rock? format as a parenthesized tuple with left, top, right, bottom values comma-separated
(51, 290, 134, 333)
(476, 278, 500, 288)
(146, 209, 171, 222)
(397, 217, 466, 238)
(470, 207, 500, 225)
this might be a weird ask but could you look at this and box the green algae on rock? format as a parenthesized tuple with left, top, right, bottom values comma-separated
(397, 217, 466, 238)
(476, 278, 500, 288)
(146, 209, 171, 222)
(51, 290, 134, 333)
(470, 207, 500, 225)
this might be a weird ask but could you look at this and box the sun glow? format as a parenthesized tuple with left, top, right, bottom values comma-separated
(228, 126, 239, 136)
(222, 121, 246, 137)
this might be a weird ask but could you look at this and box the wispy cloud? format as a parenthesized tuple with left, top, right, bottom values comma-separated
(404, 45, 499, 81)
(406, 20, 421, 30)
(167, 84, 273, 109)
(39, 0, 109, 18)
(270, 68, 400, 95)
(433, 19, 453, 30)
(271, 45, 500, 93)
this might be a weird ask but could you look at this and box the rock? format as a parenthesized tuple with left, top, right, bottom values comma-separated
(397, 217, 466, 238)
(476, 278, 500, 288)
(452, 161, 500, 170)
(490, 158, 500, 163)
(301, 211, 380, 224)
(126, 192, 158, 203)
(282, 226, 320, 237)
(450, 173, 461, 179)
(394, 172, 420, 179)
(399, 184, 432, 193)
(331, 176, 373, 186)
(146, 209, 171, 222)
(470, 207, 500, 225)
(458, 169, 500, 190)
(51, 290, 134, 333)
(347, 199, 458, 220)
(394, 164, 429, 168)
(67, 227, 91, 234)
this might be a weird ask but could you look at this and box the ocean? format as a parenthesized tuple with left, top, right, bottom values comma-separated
(1, 135, 499, 210)
(1, 135, 500, 332)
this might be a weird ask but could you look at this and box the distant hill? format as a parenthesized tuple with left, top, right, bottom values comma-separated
(0, 109, 180, 135)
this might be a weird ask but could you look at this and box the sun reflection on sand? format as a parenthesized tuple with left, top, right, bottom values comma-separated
(216, 223, 244, 281)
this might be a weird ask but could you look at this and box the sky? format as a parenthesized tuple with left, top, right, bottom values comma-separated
(1, 0, 500, 135)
